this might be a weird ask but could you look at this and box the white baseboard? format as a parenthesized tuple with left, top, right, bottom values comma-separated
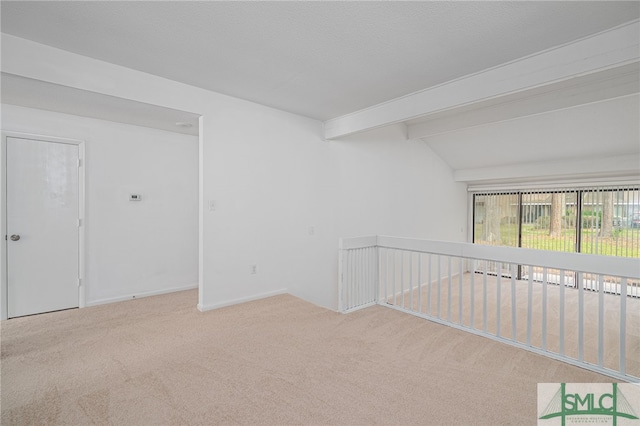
(86, 283, 198, 307)
(197, 288, 288, 312)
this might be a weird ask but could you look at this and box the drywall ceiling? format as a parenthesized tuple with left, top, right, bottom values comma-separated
(405, 63, 640, 139)
(1, 73, 200, 136)
(1, 1, 639, 121)
(423, 94, 640, 171)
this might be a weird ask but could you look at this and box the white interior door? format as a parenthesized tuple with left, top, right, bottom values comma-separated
(6, 137, 80, 318)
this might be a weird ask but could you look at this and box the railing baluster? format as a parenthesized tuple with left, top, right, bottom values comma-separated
(497, 262, 502, 337)
(374, 247, 378, 303)
(400, 251, 405, 308)
(340, 250, 344, 312)
(361, 248, 365, 305)
(354, 249, 362, 306)
(470, 259, 475, 329)
(346, 250, 350, 310)
(376, 248, 381, 304)
(365, 248, 369, 303)
(392, 250, 397, 306)
(427, 254, 432, 316)
(542, 267, 547, 351)
(511, 263, 517, 341)
(447, 256, 452, 322)
(417, 253, 422, 314)
(527, 267, 533, 347)
(578, 271, 584, 362)
(364, 248, 368, 304)
(368, 247, 373, 303)
(371, 247, 375, 303)
(459, 258, 463, 325)
(409, 252, 414, 311)
(360, 249, 365, 306)
(620, 277, 627, 375)
(348, 250, 353, 310)
(367, 248, 371, 303)
(559, 269, 565, 356)
(354, 249, 358, 308)
(598, 274, 604, 368)
(438, 255, 442, 319)
(362, 248, 366, 305)
(483, 261, 487, 333)
(384, 248, 391, 304)
(383, 248, 388, 304)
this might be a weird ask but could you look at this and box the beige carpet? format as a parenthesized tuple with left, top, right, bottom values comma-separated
(1, 290, 615, 425)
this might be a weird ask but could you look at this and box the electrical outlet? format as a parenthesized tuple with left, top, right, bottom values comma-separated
(250, 265, 257, 275)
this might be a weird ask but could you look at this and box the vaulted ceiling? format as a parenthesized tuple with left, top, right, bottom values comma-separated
(1, 0, 639, 181)
(2, 1, 639, 121)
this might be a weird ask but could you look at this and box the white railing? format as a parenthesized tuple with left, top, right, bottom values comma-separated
(339, 236, 640, 382)
(338, 236, 379, 313)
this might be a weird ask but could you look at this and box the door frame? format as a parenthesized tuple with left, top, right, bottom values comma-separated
(1, 131, 86, 320)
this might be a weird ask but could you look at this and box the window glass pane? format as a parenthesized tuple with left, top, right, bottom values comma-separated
(580, 188, 639, 257)
(472, 186, 639, 259)
(473, 193, 519, 247)
(521, 191, 577, 253)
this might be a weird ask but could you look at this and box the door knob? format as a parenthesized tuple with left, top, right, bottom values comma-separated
(10, 234, 20, 241)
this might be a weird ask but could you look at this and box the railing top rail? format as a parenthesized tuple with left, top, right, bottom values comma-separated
(339, 235, 378, 250)
(340, 235, 640, 279)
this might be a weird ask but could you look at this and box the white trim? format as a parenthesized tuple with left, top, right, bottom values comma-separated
(86, 283, 198, 307)
(340, 235, 640, 279)
(198, 115, 205, 311)
(1, 131, 86, 320)
(466, 176, 640, 193)
(78, 141, 86, 308)
(197, 288, 288, 312)
(338, 235, 378, 250)
(1, 135, 6, 321)
(376, 235, 639, 278)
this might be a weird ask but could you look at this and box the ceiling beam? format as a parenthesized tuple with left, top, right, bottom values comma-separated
(406, 63, 639, 140)
(323, 20, 640, 140)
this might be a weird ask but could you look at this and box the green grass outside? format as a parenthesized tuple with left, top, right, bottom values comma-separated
(475, 223, 640, 258)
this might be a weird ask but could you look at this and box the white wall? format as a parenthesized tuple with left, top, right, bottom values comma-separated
(291, 124, 468, 308)
(199, 101, 338, 309)
(1, 34, 468, 312)
(331, 124, 468, 240)
(1, 104, 199, 305)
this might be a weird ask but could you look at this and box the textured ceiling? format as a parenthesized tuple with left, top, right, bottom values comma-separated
(2, 1, 639, 121)
(423, 94, 640, 171)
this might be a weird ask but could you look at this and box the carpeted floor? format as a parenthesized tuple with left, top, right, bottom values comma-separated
(1, 289, 616, 425)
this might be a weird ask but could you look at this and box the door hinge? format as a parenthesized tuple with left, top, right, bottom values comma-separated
(77, 158, 82, 167)
(78, 278, 82, 287)
(78, 218, 82, 227)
